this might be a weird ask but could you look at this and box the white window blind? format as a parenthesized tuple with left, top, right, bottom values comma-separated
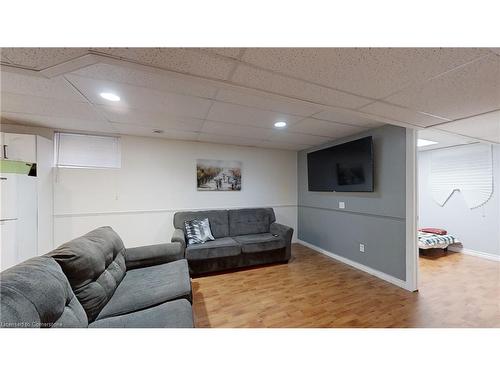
(55, 132, 121, 168)
(430, 143, 493, 209)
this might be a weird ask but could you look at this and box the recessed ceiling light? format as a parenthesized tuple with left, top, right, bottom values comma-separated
(274, 121, 287, 128)
(417, 139, 438, 147)
(100, 92, 120, 102)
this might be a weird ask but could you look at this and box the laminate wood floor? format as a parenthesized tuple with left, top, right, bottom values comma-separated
(192, 244, 500, 327)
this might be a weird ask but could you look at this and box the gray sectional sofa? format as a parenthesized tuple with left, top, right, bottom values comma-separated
(0, 227, 193, 328)
(172, 207, 293, 275)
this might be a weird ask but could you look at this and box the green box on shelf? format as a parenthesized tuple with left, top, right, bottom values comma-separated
(0, 160, 36, 175)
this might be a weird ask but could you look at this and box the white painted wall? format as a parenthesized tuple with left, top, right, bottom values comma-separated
(418, 144, 500, 256)
(53, 135, 298, 248)
(36, 135, 54, 254)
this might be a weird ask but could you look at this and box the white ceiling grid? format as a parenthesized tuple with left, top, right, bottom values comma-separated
(1, 48, 498, 150)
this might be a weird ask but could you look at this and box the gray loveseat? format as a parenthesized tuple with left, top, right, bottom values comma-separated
(0, 227, 193, 328)
(172, 207, 293, 275)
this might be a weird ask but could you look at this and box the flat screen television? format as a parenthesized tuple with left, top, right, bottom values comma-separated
(307, 136, 374, 192)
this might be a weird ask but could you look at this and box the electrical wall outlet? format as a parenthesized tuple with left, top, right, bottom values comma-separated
(339, 201, 345, 209)
(359, 244, 365, 253)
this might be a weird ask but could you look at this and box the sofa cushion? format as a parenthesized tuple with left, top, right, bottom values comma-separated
(186, 237, 241, 260)
(95, 259, 191, 320)
(184, 218, 215, 245)
(234, 233, 286, 253)
(174, 210, 229, 239)
(89, 299, 193, 328)
(48, 226, 127, 322)
(0, 256, 88, 328)
(228, 208, 276, 236)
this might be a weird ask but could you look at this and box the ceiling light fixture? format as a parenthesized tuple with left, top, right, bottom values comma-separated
(274, 121, 287, 128)
(417, 139, 438, 147)
(100, 92, 121, 102)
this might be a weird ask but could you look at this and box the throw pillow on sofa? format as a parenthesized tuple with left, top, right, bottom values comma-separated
(184, 218, 215, 245)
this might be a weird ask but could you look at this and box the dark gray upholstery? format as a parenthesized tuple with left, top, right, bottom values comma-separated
(48, 226, 127, 322)
(0, 257, 87, 328)
(172, 208, 293, 275)
(174, 210, 229, 238)
(188, 248, 289, 275)
(270, 222, 294, 259)
(89, 299, 193, 328)
(186, 237, 241, 260)
(228, 208, 275, 236)
(2, 227, 194, 328)
(171, 228, 186, 251)
(95, 259, 192, 320)
(125, 242, 183, 270)
(234, 233, 286, 253)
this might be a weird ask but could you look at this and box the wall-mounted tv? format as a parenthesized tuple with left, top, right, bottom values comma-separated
(307, 136, 374, 192)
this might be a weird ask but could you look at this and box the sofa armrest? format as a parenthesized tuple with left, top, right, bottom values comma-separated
(270, 222, 293, 243)
(171, 228, 186, 251)
(270, 222, 294, 260)
(125, 242, 183, 270)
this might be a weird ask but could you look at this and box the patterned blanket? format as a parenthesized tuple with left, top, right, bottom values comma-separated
(418, 231, 459, 249)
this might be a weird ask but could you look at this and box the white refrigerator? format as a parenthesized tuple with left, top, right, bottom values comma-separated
(0, 173, 38, 271)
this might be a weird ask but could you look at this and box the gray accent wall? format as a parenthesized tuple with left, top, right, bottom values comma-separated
(297, 125, 407, 280)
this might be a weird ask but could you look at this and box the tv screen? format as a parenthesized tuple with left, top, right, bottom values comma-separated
(307, 136, 374, 192)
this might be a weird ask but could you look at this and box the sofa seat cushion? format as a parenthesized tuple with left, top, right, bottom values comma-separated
(186, 237, 241, 260)
(89, 299, 193, 328)
(234, 233, 286, 253)
(95, 259, 191, 320)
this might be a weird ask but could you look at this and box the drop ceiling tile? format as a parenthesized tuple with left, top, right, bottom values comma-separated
(231, 64, 371, 109)
(258, 141, 309, 151)
(0, 53, 13, 64)
(197, 133, 261, 147)
(1, 48, 89, 69)
(98, 106, 205, 132)
(312, 109, 383, 127)
(268, 130, 331, 146)
(289, 118, 368, 138)
(206, 101, 303, 128)
(1, 92, 103, 121)
(360, 101, 448, 127)
(433, 110, 500, 143)
(417, 128, 474, 151)
(202, 121, 272, 140)
(92, 48, 236, 80)
(111, 123, 199, 141)
(90, 48, 159, 64)
(0, 111, 114, 133)
(241, 48, 491, 98)
(200, 48, 243, 58)
(1, 71, 85, 102)
(215, 88, 320, 117)
(66, 74, 213, 119)
(385, 54, 500, 120)
(70, 63, 218, 99)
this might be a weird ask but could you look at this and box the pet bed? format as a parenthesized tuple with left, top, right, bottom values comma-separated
(418, 231, 460, 250)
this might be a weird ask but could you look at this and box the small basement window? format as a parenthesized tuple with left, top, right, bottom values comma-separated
(54, 132, 121, 169)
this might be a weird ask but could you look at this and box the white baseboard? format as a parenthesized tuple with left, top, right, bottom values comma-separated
(447, 245, 500, 262)
(297, 239, 414, 291)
